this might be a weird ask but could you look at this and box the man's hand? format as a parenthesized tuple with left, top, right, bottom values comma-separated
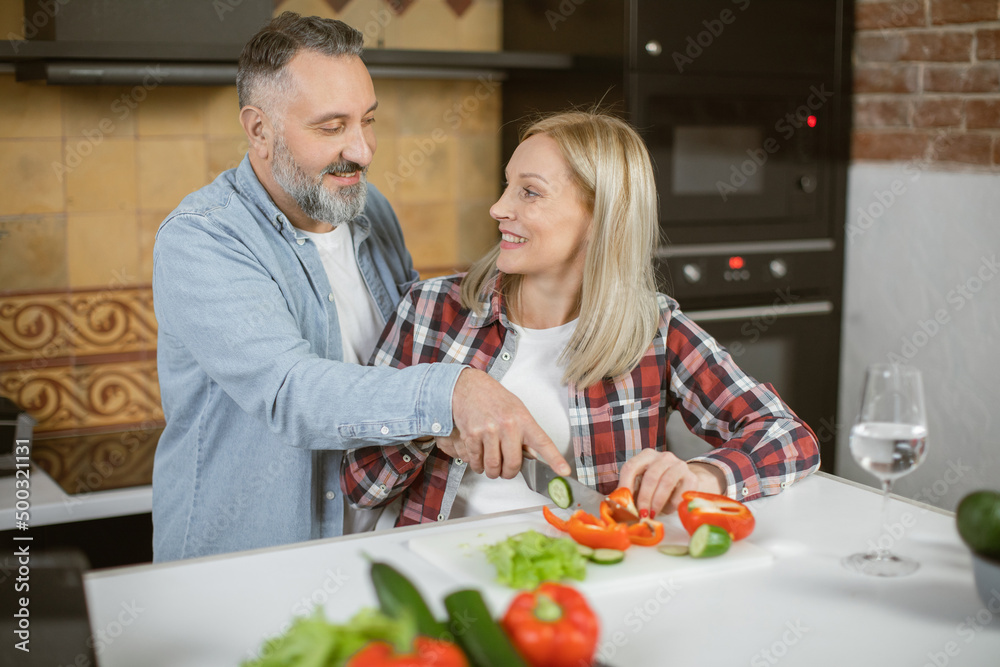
(437, 368, 570, 479)
(616, 450, 725, 517)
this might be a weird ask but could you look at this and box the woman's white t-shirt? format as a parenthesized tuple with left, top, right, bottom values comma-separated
(449, 319, 577, 519)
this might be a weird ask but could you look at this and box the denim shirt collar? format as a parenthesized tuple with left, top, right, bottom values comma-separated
(233, 154, 372, 246)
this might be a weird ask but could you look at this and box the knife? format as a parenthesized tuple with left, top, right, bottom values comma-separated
(520, 456, 606, 516)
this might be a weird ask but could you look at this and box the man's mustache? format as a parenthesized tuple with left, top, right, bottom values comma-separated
(322, 161, 367, 177)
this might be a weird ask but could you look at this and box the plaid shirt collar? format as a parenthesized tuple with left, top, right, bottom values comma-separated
(466, 272, 512, 331)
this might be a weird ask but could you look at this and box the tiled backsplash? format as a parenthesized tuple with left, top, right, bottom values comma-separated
(0, 1, 502, 488)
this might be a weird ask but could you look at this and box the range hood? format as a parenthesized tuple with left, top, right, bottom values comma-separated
(3, 0, 273, 85)
(0, 0, 575, 85)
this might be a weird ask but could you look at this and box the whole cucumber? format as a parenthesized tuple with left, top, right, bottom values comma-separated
(443, 589, 528, 667)
(370, 561, 448, 640)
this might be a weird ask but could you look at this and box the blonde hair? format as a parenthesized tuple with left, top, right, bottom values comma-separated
(461, 110, 660, 388)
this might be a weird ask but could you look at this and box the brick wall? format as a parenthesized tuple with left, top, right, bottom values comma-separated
(853, 0, 1000, 167)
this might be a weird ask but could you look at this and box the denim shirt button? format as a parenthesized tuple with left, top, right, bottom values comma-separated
(437, 514, 445, 521)
(431, 422, 442, 433)
(456, 459, 464, 466)
(325, 491, 335, 500)
(328, 293, 335, 302)
(380, 425, 389, 435)
(296, 238, 305, 246)
(501, 352, 511, 361)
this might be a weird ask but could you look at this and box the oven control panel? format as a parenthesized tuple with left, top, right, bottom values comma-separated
(655, 248, 837, 301)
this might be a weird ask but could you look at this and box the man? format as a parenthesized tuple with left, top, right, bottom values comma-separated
(151, 12, 568, 562)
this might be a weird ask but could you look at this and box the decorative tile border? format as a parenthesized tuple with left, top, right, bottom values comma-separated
(0, 287, 156, 368)
(0, 358, 162, 434)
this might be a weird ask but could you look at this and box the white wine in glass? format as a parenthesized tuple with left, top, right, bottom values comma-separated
(842, 363, 928, 577)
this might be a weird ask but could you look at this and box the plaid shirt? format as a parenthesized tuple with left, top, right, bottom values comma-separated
(341, 274, 820, 526)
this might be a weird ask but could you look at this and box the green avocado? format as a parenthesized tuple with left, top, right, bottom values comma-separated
(956, 490, 1000, 560)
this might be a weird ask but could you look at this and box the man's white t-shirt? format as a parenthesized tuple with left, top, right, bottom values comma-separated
(300, 225, 384, 365)
(300, 225, 386, 535)
(449, 319, 577, 519)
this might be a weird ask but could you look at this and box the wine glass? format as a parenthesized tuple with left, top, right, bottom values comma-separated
(842, 363, 928, 577)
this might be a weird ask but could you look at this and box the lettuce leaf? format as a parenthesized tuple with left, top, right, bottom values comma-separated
(483, 530, 587, 589)
(243, 607, 415, 667)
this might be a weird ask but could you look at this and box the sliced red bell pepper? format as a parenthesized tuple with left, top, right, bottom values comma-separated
(545, 487, 665, 549)
(501, 583, 600, 667)
(346, 637, 468, 667)
(604, 487, 640, 523)
(542, 505, 568, 532)
(677, 490, 755, 541)
(625, 518, 665, 547)
(567, 519, 632, 551)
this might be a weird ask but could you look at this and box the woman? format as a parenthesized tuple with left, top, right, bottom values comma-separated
(341, 111, 819, 527)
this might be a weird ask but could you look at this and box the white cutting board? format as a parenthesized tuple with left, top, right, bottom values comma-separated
(408, 513, 773, 601)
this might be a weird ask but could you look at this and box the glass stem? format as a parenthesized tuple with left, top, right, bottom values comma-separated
(873, 479, 892, 560)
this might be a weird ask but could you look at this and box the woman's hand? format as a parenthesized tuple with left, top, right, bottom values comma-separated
(616, 450, 726, 517)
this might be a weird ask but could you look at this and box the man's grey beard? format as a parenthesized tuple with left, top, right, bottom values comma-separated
(271, 135, 368, 227)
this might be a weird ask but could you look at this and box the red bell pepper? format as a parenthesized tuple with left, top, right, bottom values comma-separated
(677, 490, 755, 541)
(346, 637, 468, 667)
(542, 505, 568, 532)
(603, 487, 640, 523)
(567, 518, 632, 551)
(545, 487, 665, 549)
(625, 518, 665, 547)
(501, 583, 600, 667)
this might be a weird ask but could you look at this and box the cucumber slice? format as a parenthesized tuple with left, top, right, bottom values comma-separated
(689, 524, 731, 558)
(590, 548, 626, 565)
(657, 544, 690, 557)
(576, 544, 595, 559)
(547, 477, 573, 508)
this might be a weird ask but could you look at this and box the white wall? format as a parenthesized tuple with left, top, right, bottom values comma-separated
(837, 163, 1000, 510)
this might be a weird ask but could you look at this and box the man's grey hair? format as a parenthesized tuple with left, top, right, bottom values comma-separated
(236, 11, 364, 117)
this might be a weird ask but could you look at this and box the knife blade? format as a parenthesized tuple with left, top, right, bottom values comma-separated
(520, 456, 605, 516)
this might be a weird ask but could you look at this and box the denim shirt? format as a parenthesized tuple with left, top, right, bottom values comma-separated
(151, 155, 463, 561)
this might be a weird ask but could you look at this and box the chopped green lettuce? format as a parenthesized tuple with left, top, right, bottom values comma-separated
(483, 530, 587, 589)
(243, 607, 414, 667)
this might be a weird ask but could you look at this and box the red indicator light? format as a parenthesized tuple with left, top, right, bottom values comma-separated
(728, 256, 745, 270)
(807, 115, 817, 128)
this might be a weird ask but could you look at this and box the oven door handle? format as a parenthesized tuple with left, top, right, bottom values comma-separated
(683, 300, 834, 323)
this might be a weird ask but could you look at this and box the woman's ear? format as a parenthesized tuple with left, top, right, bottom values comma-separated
(240, 106, 271, 160)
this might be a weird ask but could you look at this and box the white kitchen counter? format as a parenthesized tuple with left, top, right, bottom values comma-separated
(0, 465, 151, 531)
(84, 472, 999, 666)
